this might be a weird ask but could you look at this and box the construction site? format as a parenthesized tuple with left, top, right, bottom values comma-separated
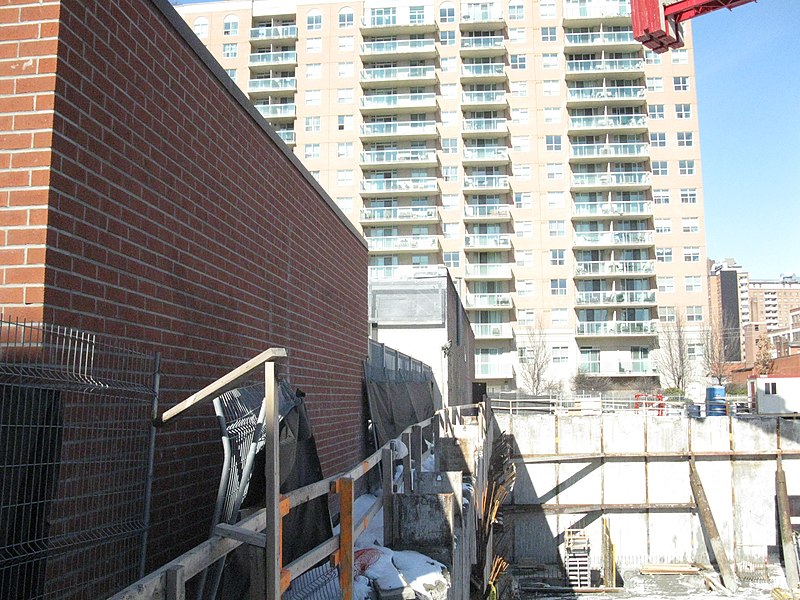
(2, 0, 799, 599)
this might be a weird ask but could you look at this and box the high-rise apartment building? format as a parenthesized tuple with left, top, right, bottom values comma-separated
(176, 0, 708, 394)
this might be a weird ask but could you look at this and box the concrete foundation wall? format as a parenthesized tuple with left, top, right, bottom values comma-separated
(496, 413, 799, 570)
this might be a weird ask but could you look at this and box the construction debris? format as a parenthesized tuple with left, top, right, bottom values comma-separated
(640, 564, 702, 575)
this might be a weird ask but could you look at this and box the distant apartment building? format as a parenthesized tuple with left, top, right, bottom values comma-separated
(176, 0, 709, 393)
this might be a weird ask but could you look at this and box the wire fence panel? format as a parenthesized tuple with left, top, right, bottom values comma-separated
(0, 320, 158, 600)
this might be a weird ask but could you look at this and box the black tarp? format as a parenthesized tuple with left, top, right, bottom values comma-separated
(365, 380, 435, 448)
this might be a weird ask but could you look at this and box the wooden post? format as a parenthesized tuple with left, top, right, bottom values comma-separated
(402, 431, 412, 493)
(776, 459, 800, 593)
(263, 362, 281, 600)
(433, 413, 441, 471)
(165, 565, 185, 600)
(337, 477, 355, 598)
(688, 460, 738, 593)
(412, 425, 423, 489)
(382, 447, 395, 546)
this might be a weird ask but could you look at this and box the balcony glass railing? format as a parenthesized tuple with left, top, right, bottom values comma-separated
(570, 143, 649, 158)
(568, 114, 647, 129)
(473, 323, 513, 338)
(462, 118, 508, 132)
(464, 293, 513, 309)
(463, 146, 509, 161)
(360, 93, 436, 110)
(564, 3, 632, 19)
(360, 38, 436, 55)
(566, 58, 644, 73)
(462, 90, 507, 105)
(574, 230, 655, 245)
(575, 290, 657, 305)
(360, 178, 438, 193)
(566, 86, 646, 101)
(575, 260, 656, 276)
(276, 130, 296, 144)
(360, 149, 437, 164)
(460, 36, 505, 50)
(255, 103, 296, 118)
(360, 15, 432, 28)
(565, 31, 636, 45)
(464, 233, 512, 249)
(464, 204, 511, 219)
(571, 172, 651, 186)
(461, 9, 504, 22)
(250, 25, 298, 40)
(475, 362, 514, 378)
(360, 206, 438, 221)
(461, 64, 505, 77)
(464, 263, 513, 278)
(366, 235, 439, 251)
(576, 320, 658, 336)
(360, 66, 436, 82)
(573, 201, 652, 216)
(368, 265, 447, 280)
(463, 175, 510, 189)
(248, 77, 297, 92)
(249, 51, 297, 65)
(360, 121, 437, 136)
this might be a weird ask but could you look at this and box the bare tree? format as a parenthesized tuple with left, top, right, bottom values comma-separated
(516, 318, 554, 395)
(571, 369, 613, 395)
(703, 310, 739, 385)
(654, 316, 693, 393)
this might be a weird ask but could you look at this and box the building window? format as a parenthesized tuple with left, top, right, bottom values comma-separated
(442, 138, 458, 154)
(683, 246, 700, 262)
(685, 275, 702, 292)
(680, 188, 697, 204)
(543, 107, 560, 123)
(541, 26, 557, 42)
(441, 83, 457, 98)
(539, 0, 556, 18)
(653, 189, 670, 204)
(443, 251, 459, 267)
(688, 343, 703, 361)
(682, 217, 699, 233)
(677, 131, 694, 147)
(515, 192, 531, 208)
(443, 223, 458, 238)
(440, 30, 455, 45)
(222, 43, 238, 58)
(223, 15, 239, 36)
(337, 88, 353, 104)
(305, 116, 321, 132)
(337, 115, 354, 131)
(335, 197, 353, 212)
(548, 220, 565, 237)
(550, 249, 565, 265)
(650, 132, 666, 147)
(657, 276, 674, 293)
(552, 308, 568, 326)
(307, 9, 322, 30)
(655, 218, 672, 234)
(339, 7, 354, 28)
(338, 62, 354, 77)
(337, 142, 353, 158)
(546, 163, 563, 179)
(410, 6, 425, 24)
(646, 77, 663, 92)
(225, 68, 236, 82)
(765, 382, 777, 395)
(652, 161, 668, 176)
(656, 247, 673, 263)
(338, 36, 354, 52)
(512, 108, 529, 124)
(509, 28, 526, 43)
(546, 191, 564, 208)
(514, 164, 531, 179)
(542, 53, 558, 69)
(511, 81, 528, 97)
(518, 280, 534, 295)
(543, 80, 559, 96)
(551, 279, 567, 296)
(648, 104, 665, 119)
(672, 48, 689, 64)
(511, 54, 527, 70)
(516, 221, 533, 238)
(336, 170, 353, 185)
(305, 89, 321, 105)
(440, 57, 456, 72)
(673, 76, 689, 91)
(676, 103, 692, 119)
(439, 2, 455, 22)
(552, 346, 569, 363)
(686, 305, 704, 322)
(304, 144, 320, 159)
(679, 159, 695, 175)
(516, 250, 533, 266)
(659, 306, 676, 322)
(307, 63, 322, 78)
(443, 166, 458, 182)
(442, 194, 458, 208)
(509, 3, 525, 19)
(193, 16, 208, 38)
(545, 135, 562, 151)
(512, 135, 530, 152)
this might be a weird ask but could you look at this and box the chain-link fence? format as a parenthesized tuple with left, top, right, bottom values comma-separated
(0, 319, 158, 599)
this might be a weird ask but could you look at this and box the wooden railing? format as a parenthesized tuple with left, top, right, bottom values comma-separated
(110, 348, 487, 600)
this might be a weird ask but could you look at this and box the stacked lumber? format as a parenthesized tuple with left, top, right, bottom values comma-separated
(640, 564, 701, 575)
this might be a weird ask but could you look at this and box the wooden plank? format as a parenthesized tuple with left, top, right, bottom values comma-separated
(286, 479, 331, 509)
(504, 503, 695, 514)
(354, 493, 383, 540)
(517, 450, 800, 463)
(689, 460, 738, 593)
(343, 446, 383, 480)
(213, 524, 266, 548)
(402, 431, 412, 493)
(337, 477, 355, 598)
(158, 348, 286, 424)
(776, 460, 800, 593)
(281, 536, 340, 586)
(263, 362, 282, 600)
(164, 566, 185, 600)
(382, 447, 395, 547)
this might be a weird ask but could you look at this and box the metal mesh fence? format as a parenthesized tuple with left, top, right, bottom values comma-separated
(0, 319, 158, 599)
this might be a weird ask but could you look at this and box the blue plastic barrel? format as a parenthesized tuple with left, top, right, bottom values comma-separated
(705, 386, 727, 416)
(706, 385, 725, 401)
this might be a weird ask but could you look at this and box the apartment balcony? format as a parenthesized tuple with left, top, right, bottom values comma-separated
(572, 200, 653, 218)
(249, 25, 298, 42)
(360, 38, 438, 60)
(275, 129, 296, 146)
(567, 114, 648, 133)
(575, 290, 657, 306)
(562, 2, 632, 24)
(359, 121, 438, 140)
(463, 263, 513, 280)
(576, 320, 658, 337)
(464, 233, 512, 250)
(461, 90, 508, 110)
(569, 142, 649, 162)
(360, 65, 437, 88)
(249, 51, 297, 68)
(565, 58, 645, 80)
(462, 146, 510, 166)
(367, 235, 439, 253)
(564, 30, 640, 51)
(359, 205, 439, 225)
(359, 15, 438, 35)
(475, 362, 514, 379)
(463, 204, 512, 222)
(360, 93, 438, 114)
(360, 177, 439, 196)
(464, 292, 513, 310)
(463, 174, 510, 192)
(462, 118, 508, 137)
(472, 323, 514, 340)
(247, 78, 297, 97)
(581, 362, 658, 376)
(359, 148, 438, 168)
(255, 103, 296, 120)
(460, 9, 505, 31)
(368, 264, 447, 281)
(459, 36, 506, 57)
(573, 230, 655, 248)
(460, 63, 507, 83)
(574, 259, 656, 278)
(570, 171, 651, 189)
(566, 86, 647, 107)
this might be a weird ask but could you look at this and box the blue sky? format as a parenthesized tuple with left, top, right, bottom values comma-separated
(692, 0, 800, 278)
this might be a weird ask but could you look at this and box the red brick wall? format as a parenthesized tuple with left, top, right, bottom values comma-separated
(3, 0, 369, 569)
